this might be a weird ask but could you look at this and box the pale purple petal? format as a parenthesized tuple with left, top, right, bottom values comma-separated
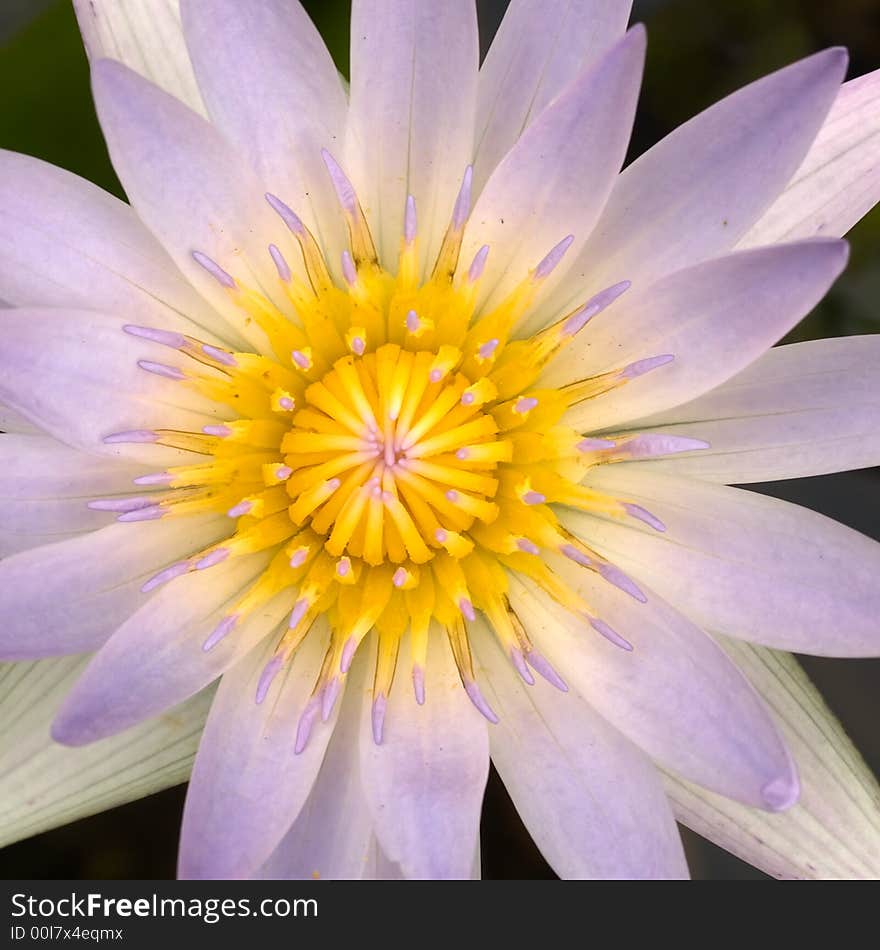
(256, 653, 375, 880)
(474, 0, 632, 189)
(667, 638, 880, 879)
(0, 434, 147, 555)
(91, 60, 299, 344)
(535, 48, 847, 332)
(573, 467, 880, 657)
(626, 336, 880, 482)
(0, 513, 228, 659)
(552, 239, 848, 432)
(0, 151, 223, 342)
(0, 309, 223, 462)
(347, 1, 478, 268)
(179, 621, 340, 880)
(180, 0, 347, 266)
(741, 68, 880, 246)
(509, 568, 798, 811)
(463, 27, 645, 316)
(475, 621, 688, 879)
(51, 553, 281, 745)
(358, 634, 489, 879)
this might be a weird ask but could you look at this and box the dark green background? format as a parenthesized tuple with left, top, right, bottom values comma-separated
(0, 0, 878, 880)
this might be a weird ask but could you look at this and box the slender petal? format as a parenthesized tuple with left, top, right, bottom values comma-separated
(535, 48, 847, 330)
(0, 151, 222, 341)
(73, 0, 207, 116)
(508, 568, 797, 810)
(256, 653, 375, 881)
(552, 240, 848, 432)
(0, 309, 224, 462)
(0, 434, 149, 554)
(569, 468, 880, 657)
(741, 68, 880, 246)
(474, 0, 632, 190)
(358, 632, 490, 879)
(474, 621, 688, 879)
(667, 637, 880, 879)
(623, 336, 880, 482)
(179, 623, 341, 880)
(346, 0, 479, 268)
(180, 0, 347, 263)
(91, 60, 300, 343)
(463, 27, 645, 315)
(0, 654, 211, 849)
(0, 514, 228, 659)
(52, 552, 278, 745)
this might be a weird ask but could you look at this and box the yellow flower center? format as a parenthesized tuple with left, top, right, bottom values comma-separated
(107, 154, 677, 746)
(284, 345, 503, 569)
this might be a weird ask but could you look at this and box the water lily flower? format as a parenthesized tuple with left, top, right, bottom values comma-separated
(1, 0, 880, 881)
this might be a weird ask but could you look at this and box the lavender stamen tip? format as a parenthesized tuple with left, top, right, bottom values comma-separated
(468, 244, 490, 282)
(123, 325, 185, 348)
(412, 665, 426, 705)
(371, 694, 387, 745)
(255, 655, 284, 704)
(340, 635, 358, 674)
(452, 165, 474, 229)
(202, 613, 239, 651)
(623, 502, 666, 532)
(589, 616, 634, 652)
(404, 194, 417, 244)
(464, 680, 499, 724)
(265, 193, 305, 234)
(534, 234, 574, 280)
(191, 250, 236, 288)
(268, 243, 292, 283)
(104, 429, 158, 445)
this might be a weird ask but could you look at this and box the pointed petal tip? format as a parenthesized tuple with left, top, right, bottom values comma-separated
(761, 772, 800, 812)
(49, 708, 91, 748)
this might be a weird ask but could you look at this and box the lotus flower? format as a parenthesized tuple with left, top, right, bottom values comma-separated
(1, 0, 879, 880)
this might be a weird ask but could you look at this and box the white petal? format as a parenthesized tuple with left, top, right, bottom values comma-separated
(0, 151, 222, 340)
(536, 48, 847, 329)
(551, 239, 848, 432)
(256, 652, 374, 881)
(346, 0, 479, 268)
(508, 567, 797, 811)
(740, 68, 880, 245)
(179, 621, 341, 880)
(52, 552, 277, 745)
(620, 336, 880, 483)
(667, 637, 880, 879)
(0, 434, 146, 556)
(463, 27, 645, 316)
(180, 0, 347, 261)
(573, 467, 880, 657)
(73, 0, 206, 115)
(0, 513, 228, 659)
(474, 0, 632, 190)
(0, 654, 211, 849)
(91, 60, 300, 346)
(359, 631, 489, 879)
(474, 620, 688, 879)
(0, 309, 225, 462)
